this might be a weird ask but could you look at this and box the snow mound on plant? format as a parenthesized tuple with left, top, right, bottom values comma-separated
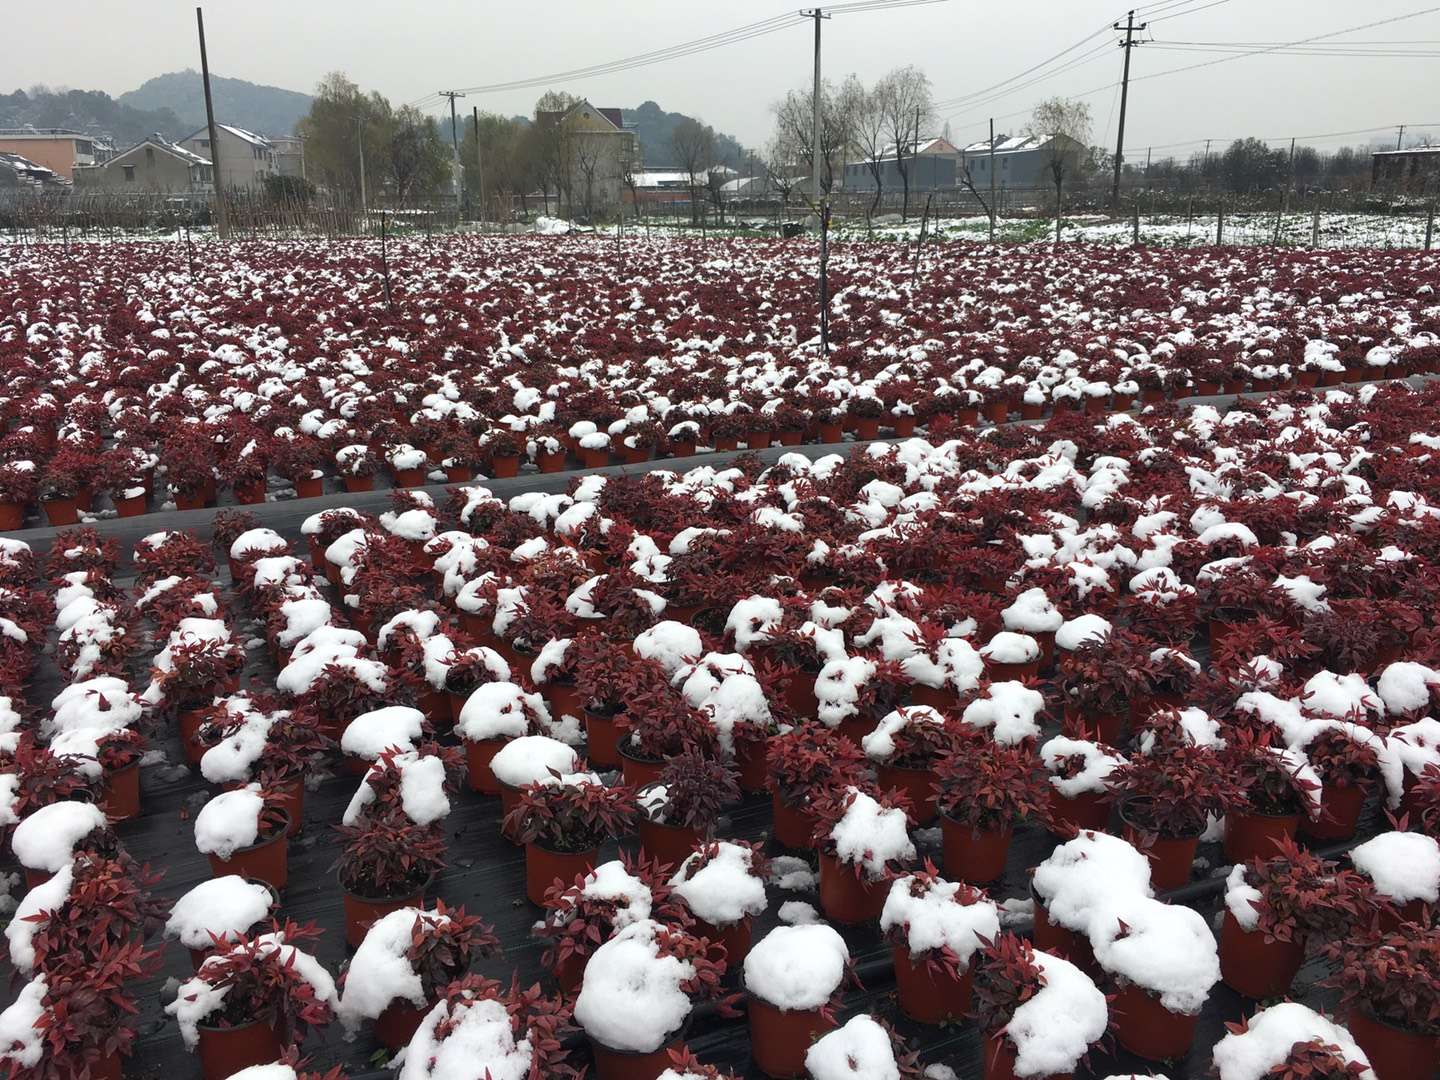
(1350, 831, 1440, 903)
(395, 996, 531, 1080)
(0, 976, 47, 1068)
(1032, 831, 1153, 934)
(1089, 895, 1218, 1015)
(194, 785, 266, 860)
(573, 919, 697, 1053)
(1211, 1001, 1373, 1080)
(343, 751, 451, 826)
(164, 875, 274, 950)
(670, 842, 767, 927)
(341, 705, 426, 760)
(6, 862, 72, 971)
(744, 923, 849, 1010)
(1005, 950, 1107, 1077)
(489, 735, 580, 788)
(12, 801, 107, 873)
(338, 907, 439, 1030)
(862, 706, 945, 763)
(806, 1014, 900, 1080)
(880, 873, 999, 964)
(1040, 737, 1124, 797)
(634, 621, 704, 676)
(963, 682, 1045, 745)
(829, 788, 915, 881)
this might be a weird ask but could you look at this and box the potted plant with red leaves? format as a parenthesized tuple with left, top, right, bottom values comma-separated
(221, 437, 271, 504)
(742, 922, 854, 1079)
(969, 931, 1107, 1080)
(336, 444, 380, 493)
(669, 840, 769, 970)
(574, 918, 735, 1080)
(0, 940, 155, 1080)
(538, 855, 682, 993)
(504, 778, 640, 905)
(815, 655, 910, 746)
(93, 727, 146, 820)
(1111, 740, 1243, 890)
(1215, 1024, 1373, 1080)
(211, 706, 330, 832)
(1038, 736, 1125, 837)
(765, 720, 868, 849)
(862, 705, 965, 825)
(1324, 923, 1440, 1080)
(136, 531, 217, 583)
(659, 1048, 740, 1079)
(810, 784, 916, 925)
(481, 427, 525, 478)
(1, 735, 94, 821)
(37, 460, 82, 526)
(21, 854, 169, 981)
(1222, 732, 1323, 864)
(273, 435, 326, 499)
(152, 634, 245, 721)
(333, 802, 448, 948)
(0, 463, 37, 529)
(195, 785, 294, 891)
(881, 863, 1000, 1024)
(1220, 840, 1376, 1000)
(1198, 570, 1289, 656)
(618, 421, 662, 464)
(638, 749, 739, 869)
(166, 442, 218, 511)
(1053, 631, 1156, 744)
(337, 901, 499, 1049)
(44, 527, 119, 579)
(573, 633, 651, 767)
(934, 735, 1051, 884)
(405, 974, 582, 1079)
(1299, 725, 1382, 841)
(291, 658, 393, 743)
(166, 921, 338, 1080)
(615, 677, 719, 790)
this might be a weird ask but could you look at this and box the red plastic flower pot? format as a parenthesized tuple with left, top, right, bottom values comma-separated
(234, 480, 266, 505)
(1110, 983, 1200, 1061)
(1223, 809, 1300, 865)
(581, 447, 611, 469)
(526, 842, 597, 906)
(619, 744, 665, 789)
(877, 761, 938, 825)
(208, 812, 290, 891)
(174, 491, 206, 511)
(818, 851, 889, 925)
(1194, 380, 1220, 396)
(940, 814, 1013, 884)
(746, 429, 774, 450)
(892, 944, 972, 1024)
(1348, 1006, 1440, 1080)
(854, 417, 881, 439)
(783, 672, 819, 722)
(713, 436, 739, 452)
(341, 870, 433, 948)
(733, 734, 768, 795)
(114, 493, 148, 518)
(772, 794, 817, 850)
(1084, 394, 1109, 415)
(590, 1030, 687, 1080)
(982, 401, 1009, 424)
(1020, 402, 1046, 420)
(196, 1015, 285, 1080)
(223, 777, 303, 838)
(24, 866, 53, 890)
(696, 916, 753, 969)
(463, 736, 506, 795)
(1031, 890, 1100, 978)
(1113, 393, 1135, 412)
(836, 715, 874, 748)
(1219, 910, 1304, 999)
(98, 761, 141, 821)
(499, 781, 524, 823)
(540, 680, 582, 721)
(585, 709, 623, 768)
(392, 467, 425, 488)
(638, 817, 703, 871)
(778, 429, 804, 446)
(443, 465, 473, 484)
(294, 475, 324, 499)
(891, 414, 917, 437)
(1046, 787, 1112, 837)
(748, 995, 835, 1079)
(667, 440, 697, 459)
(0, 502, 23, 529)
(817, 422, 844, 444)
(907, 684, 956, 711)
(1301, 781, 1366, 842)
(985, 659, 1038, 682)
(484, 454, 518, 478)
(1119, 800, 1199, 892)
(375, 998, 431, 1050)
(342, 474, 375, 493)
(42, 497, 79, 526)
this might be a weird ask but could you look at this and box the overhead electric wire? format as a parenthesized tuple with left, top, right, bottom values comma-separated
(1142, 0, 1236, 25)
(931, 21, 1115, 110)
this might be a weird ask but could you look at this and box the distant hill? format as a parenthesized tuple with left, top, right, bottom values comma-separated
(119, 70, 312, 138)
(0, 87, 181, 149)
(623, 101, 748, 170)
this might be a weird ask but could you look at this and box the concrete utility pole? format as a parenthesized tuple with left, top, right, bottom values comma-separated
(438, 90, 467, 211)
(195, 7, 228, 238)
(801, 7, 831, 210)
(1397, 124, 1407, 150)
(356, 116, 367, 211)
(1110, 9, 1147, 208)
(989, 117, 997, 242)
(472, 106, 486, 227)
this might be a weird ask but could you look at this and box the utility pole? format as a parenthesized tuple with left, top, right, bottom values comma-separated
(438, 91, 467, 214)
(1110, 9, 1147, 208)
(801, 8, 831, 211)
(989, 117, 996, 242)
(356, 116, 367, 211)
(195, 7, 228, 239)
(472, 106, 486, 229)
(1397, 124, 1407, 150)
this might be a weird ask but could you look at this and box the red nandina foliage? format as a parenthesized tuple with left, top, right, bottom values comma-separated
(1250, 1038, 1371, 1080)
(44, 529, 119, 579)
(1233, 839, 1378, 945)
(538, 854, 688, 974)
(648, 749, 739, 831)
(883, 709, 967, 770)
(181, 921, 334, 1040)
(334, 806, 447, 899)
(504, 780, 639, 853)
(617, 680, 720, 762)
(152, 636, 245, 708)
(933, 736, 1051, 832)
(394, 902, 499, 1001)
(1053, 631, 1156, 716)
(134, 532, 215, 583)
(1304, 727, 1380, 790)
(210, 510, 263, 556)
(4, 734, 95, 813)
(766, 721, 868, 806)
(27, 855, 170, 976)
(574, 632, 662, 712)
(427, 975, 581, 1079)
(1325, 922, 1440, 1036)
(1110, 739, 1244, 838)
(969, 932, 1045, 1035)
(1223, 731, 1322, 816)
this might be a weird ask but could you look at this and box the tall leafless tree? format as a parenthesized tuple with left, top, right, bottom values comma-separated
(1024, 96, 1092, 243)
(878, 66, 934, 223)
(852, 81, 889, 220)
(771, 78, 855, 203)
(672, 117, 716, 225)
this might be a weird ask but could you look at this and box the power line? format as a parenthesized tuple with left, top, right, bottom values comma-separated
(1142, 0, 1236, 24)
(932, 22, 1114, 110)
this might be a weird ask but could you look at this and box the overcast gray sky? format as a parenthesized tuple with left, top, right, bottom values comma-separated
(10, 0, 1440, 158)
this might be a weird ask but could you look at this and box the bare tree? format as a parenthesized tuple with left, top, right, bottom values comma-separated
(573, 136, 603, 222)
(761, 136, 798, 215)
(533, 90, 579, 216)
(771, 78, 854, 203)
(1024, 96, 1092, 243)
(852, 80, 889, 220)
(878, 66, 934, 223)
(672, 117, 716, 225)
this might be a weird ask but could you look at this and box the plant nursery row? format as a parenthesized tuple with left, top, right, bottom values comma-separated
(1, 236, 1438, 528)
(3, 332, 1440, 1078)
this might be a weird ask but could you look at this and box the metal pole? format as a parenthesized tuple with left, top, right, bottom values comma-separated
(989, 118, 996, 242)
(357, 116, 367, 212)
(196, 7, 228, 238)
(1110, 10, 1147, 208)
(472, 106, 485, 229)
(438, 91, 466, 216)
(807, 8, 826, 209)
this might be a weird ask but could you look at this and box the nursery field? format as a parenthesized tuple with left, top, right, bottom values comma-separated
(2, 235, 1440, 1080)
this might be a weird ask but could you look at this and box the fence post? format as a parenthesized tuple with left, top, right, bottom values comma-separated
(1311, 202, 1321, 248)
(1217, 198, 1225, 245)
(1132, 199, 1140, 245)
(1427, 200, 1436, 251)
(1185, 195, 1194, 242)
